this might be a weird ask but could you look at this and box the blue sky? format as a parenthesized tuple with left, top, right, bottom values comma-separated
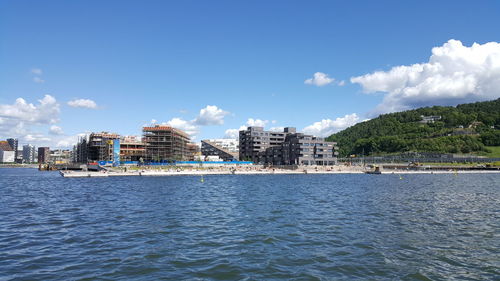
(1, 0, 499, 147)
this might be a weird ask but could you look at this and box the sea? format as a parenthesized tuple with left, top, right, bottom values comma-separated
(0, 168, 498, 280)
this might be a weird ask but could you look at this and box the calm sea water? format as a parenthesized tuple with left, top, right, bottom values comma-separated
(0, 168, 498, 280)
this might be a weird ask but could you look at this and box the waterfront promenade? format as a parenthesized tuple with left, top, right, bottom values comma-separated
(60, 165, 500, 177)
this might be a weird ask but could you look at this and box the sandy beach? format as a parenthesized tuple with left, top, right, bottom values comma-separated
(60, 165, 500, 177)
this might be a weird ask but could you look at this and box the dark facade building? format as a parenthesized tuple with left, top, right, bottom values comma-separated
(37, 147, 50, 164)
(239, 127, 295, 162)
(7, 138, 18, 161)
(143, 125, 191, 161)
(239, 127, 338, 165)
(74, 136, 88, 163)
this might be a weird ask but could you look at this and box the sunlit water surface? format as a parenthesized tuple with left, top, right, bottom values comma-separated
(0, 168, 498, 280)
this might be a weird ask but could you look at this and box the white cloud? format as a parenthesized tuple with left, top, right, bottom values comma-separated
(49, 125, 64, 135)
(303, 113, 360, 137)
(351, 39, 500, 114)
(55, 133, 87, 148)
(224, 128, 240, 139)
(24, 134, 51, 142)
(193, 105, 229, 125)
(33, 77, 45, 83)
(222, 118, 269, 139)
(245, 118, 268, 127)
(0, 95, 60, 125)
(165, 118, 199, 138)
(338, 80, 346, 86)
(31, 68, 43, 75)
(154, 105, 229, 139)
(269, 126, 284, 132)
(305, 72, 335, 86)
(67, 99, 98, 109)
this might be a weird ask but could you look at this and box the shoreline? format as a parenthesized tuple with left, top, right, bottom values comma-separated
(60, 168, 500, 178)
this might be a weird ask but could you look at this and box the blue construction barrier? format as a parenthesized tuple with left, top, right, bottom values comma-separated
(97, 160, 253, 166)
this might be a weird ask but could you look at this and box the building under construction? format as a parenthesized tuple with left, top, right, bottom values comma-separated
(143, 125, 191, 162)
(87, 132, 120, 162)
(120, 136, 145, 162)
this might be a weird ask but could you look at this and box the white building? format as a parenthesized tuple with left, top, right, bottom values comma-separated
(205, 139, 239, 152)
(0, 150, 15, 163)
(0, 141, 15, 163)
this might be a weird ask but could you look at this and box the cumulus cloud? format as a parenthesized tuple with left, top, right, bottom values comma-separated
(156, 105, 229, 139)
(55, 133, 88, 148)
(351, 39, 500, 114)
(193, 105, 229, 125)
(33, 77, 45, 83)
(303, 113, 360, 137)
(269, 126, 284, 132)
(305, 72, 335, 86)
(67, 99, 98, 109)
(245, 118, 268, 127)
(164, 118, 199, 137)
(49, 125, 64, 135)
(24, 134, 51, 142)
(0, 95, 60, 125)
(223, 118, 270, 139)
(224, 128, 241, 139)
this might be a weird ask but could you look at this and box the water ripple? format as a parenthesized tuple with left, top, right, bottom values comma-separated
(0, 168, 498, 280)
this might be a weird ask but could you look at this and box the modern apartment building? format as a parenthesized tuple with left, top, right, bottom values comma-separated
(239, 127, 338, 165)
(7, 138, 18, 160)
(22, 144, 36, 163)
(37, 147, 50, 164)
(143, 125, 191, 161)
(239, 127, 296, 162)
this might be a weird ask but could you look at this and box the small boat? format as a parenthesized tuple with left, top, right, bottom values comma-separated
(365, 165, 382, 174)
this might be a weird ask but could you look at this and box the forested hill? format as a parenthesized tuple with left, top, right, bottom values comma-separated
(326, 98, 500, 157)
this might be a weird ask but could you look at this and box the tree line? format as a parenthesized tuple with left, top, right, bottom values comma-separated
(326, 98, 500, 157)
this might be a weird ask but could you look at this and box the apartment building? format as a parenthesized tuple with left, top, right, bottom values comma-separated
(239, 127, 338, 165)
(239, 127, 296, 162)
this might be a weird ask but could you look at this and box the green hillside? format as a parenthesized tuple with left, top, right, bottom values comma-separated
(326, 98, 500, 157)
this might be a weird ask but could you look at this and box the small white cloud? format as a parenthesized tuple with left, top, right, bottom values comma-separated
(31, 68, 43, 75)
(165, 117, 199, 137)
(24, 134, 51, 142)
(303, 113, 360, 137)
(351, 39, 500, 114)
(305, 72, 335, 87)
(67, 99, 97, 109)
(223, 118, 269, 139)
(193, 105, 229, 125)
(246, 118, 268, 127)
(55, 133, 87, 148)
(269, 126, 284, 132)
(151, 119, 157, 124)
(33, 77, 45, 83)
(271, 120, 277, 124)
(224, 128, 240, 139)
(338, 80, 346, 86)
(49, 125, 64, 135)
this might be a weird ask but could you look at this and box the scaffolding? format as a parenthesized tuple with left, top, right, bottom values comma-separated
(142, 125, 191, 162)
(87, 132, 120, 162)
